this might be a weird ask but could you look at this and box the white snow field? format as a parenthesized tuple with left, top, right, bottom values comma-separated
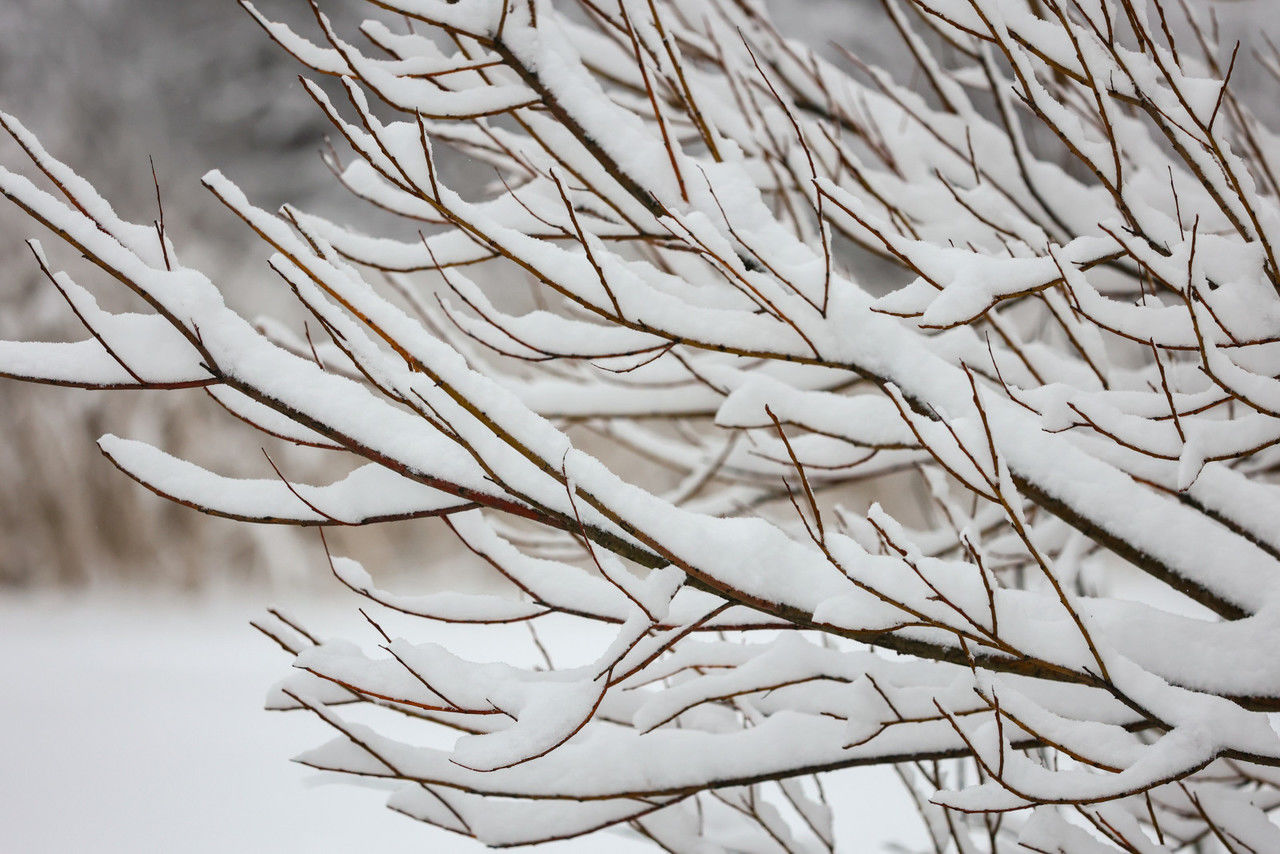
(0, 591, 920, 852)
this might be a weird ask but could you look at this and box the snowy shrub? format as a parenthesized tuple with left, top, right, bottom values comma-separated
(6, 0, 1280, 849)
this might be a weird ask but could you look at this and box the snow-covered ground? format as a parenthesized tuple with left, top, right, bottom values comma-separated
(0, 590, 922, 852)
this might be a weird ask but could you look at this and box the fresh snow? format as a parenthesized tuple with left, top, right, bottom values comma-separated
(0, 590, 922, 853)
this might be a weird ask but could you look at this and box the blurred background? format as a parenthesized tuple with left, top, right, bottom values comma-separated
(0, 0, 340, 588)
(0, 1, 1271, 851)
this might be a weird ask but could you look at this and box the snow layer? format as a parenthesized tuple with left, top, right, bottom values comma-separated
(0, 591, 922, 852)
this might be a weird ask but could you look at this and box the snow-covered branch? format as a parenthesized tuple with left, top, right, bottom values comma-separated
(6, 0, 1280, 849)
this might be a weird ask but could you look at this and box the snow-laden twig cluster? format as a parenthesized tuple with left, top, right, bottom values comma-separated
(6, 0, 1280, 849)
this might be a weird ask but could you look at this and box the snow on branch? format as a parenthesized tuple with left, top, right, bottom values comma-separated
(7, 0, 1280, 849)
